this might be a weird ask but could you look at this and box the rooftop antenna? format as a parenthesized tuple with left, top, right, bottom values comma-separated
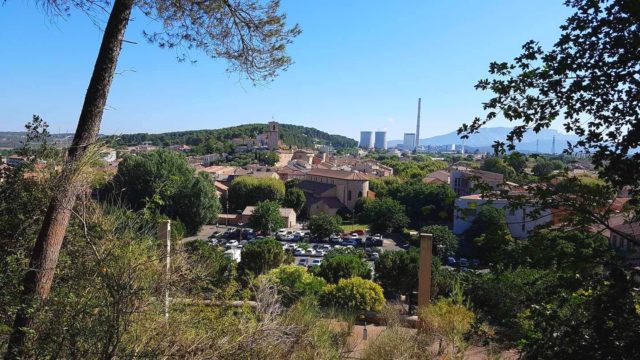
(415, 98, 421, 151)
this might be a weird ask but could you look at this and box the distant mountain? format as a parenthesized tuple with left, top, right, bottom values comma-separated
(105, 123, 358, 149)
(0, 132, 75, 149)
(388, 127, 580, 153)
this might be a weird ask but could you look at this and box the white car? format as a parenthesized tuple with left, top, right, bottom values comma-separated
(277, 229, 287, 236)
(294, 249, 305, 256)
(329, 234, 341, 242)
(226, 240, 238, 247)
(350, 233, 360, 240)
(297, 258, 308, 267)
(310, 259, 322, 266)
(304, 248, 316, 256)
(314, 250, 325, 257)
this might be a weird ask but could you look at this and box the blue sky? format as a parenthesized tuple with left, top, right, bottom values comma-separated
(0, 1, 571, 141)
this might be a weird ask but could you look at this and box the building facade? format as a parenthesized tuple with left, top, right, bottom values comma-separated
(403, 133, 416, 150)
(453, 195, 551, 239)
(298, 168, 370, 216)
(267, 121, 279, 150)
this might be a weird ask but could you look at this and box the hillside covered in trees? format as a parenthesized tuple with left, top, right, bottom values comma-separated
(104, 123, 357, 150)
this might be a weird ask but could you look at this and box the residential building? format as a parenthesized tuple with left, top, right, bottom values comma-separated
(241, 206, 297, 228)
(453, 194, 551, 239)
(609, 222, 640, 266)
(5, 155, 26, 167)
(423, 170, 450, 185)
(450, 167, 504, 196)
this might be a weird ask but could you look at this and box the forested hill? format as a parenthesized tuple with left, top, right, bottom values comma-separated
(105, 123, 357, 149)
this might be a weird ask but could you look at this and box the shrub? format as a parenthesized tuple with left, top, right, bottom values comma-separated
(319, 277, 384, 312)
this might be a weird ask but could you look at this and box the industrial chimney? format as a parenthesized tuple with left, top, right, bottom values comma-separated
(415, 98, 421, 151)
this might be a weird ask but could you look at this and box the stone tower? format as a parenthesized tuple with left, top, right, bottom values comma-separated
(267, 121, 279, 150)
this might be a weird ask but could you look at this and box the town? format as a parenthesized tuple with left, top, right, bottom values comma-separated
(1, 0, 639, 359)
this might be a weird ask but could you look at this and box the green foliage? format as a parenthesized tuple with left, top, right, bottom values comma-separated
(282, 187, 305, 215)
(531, 157, 565, 177)
(316, 253, 371, 284)
(319, 277, 385, 312)
(419, 298, 475, 357)
(308, 212, 343, 240)
(258, 265, 326, 307)
(481, 156, 516, 179)
(248, 200, 286, 234)
(466, 268, 561, 330)
(227, 176, 285, 211)
(466, 206, 513, 264)
(108, 123, 357, 151)
(459, 0, 639, 189)
(505, 152, 528, 173)
(172, 172, 222, 235)
(421, 225, 459, 257)
(359, 197, 409, 234)
(259, 151, 279, 166)
(184, 240, 236, 296)
(380, 156, 448, 180)
(517, 230, 613, 276)
(239, 238, 284, 275)
(111, 150, 220, 235)
(375, 248, 419, 302)
(518, 268, 640, 360)
(375, 180, 456, 227)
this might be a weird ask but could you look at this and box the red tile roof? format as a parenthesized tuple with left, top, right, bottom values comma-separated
(308, 168, 369, 180)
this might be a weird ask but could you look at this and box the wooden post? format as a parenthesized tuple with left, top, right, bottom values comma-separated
(158, 220, 171, 320)
(418, 233, 433, 308)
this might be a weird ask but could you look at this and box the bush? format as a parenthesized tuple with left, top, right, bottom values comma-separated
(419, 298, 475, 357)
(316, 253, 371, 284)
(240, 238, 284, 275)
(319, 277, 385, 312)
(258, 265, 326, 307)
(308, 212, 342, 240)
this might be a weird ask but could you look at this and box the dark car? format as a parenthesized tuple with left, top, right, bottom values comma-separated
(446, 257, 457, 266)
(459, 258, 469, 268)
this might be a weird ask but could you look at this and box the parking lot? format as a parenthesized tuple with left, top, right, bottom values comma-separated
(184, 225, 401, 271)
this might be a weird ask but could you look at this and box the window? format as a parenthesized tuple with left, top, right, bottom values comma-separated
(348, 190, 352, 201)
(358, 191, 363, 198)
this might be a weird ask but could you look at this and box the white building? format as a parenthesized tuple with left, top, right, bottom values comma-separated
(403, 133, 416, 150)
(453, 194, 551, 239)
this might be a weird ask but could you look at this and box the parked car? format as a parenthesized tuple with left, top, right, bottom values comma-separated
(310, 259, 322, 266)
(208, 231, 222, 239)
(304, 249, 316, 256)
(369, 252, 380, 261)
(471, 259, 480, 268)
(294, 249, 305, 256)
(226, 240, 239, 247)
(329, 234, 341, 243)
(314, 250, 325, 257)
(297, 258, 308, 267)
(342, 239, 357, 246)
(459, 258, 469, 268)
(446, 257, 457, 266)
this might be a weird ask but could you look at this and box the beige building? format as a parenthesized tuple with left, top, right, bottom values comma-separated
(299, 168, 370, 216)
(241, 206, 297, 228)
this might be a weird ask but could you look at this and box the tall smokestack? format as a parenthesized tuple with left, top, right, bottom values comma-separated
(415, 98, 421, 151)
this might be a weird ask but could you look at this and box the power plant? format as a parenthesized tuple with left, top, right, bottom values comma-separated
(415, 98, 421, 150)
(374, 131, 387, 150)
(403, 133, 416, 150)
(359, 131, 373, 149)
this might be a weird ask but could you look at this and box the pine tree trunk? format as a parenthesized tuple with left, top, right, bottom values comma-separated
(5, 0, 135, 358)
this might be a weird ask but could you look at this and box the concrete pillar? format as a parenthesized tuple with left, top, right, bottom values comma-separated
(418, 233, 433, 307)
